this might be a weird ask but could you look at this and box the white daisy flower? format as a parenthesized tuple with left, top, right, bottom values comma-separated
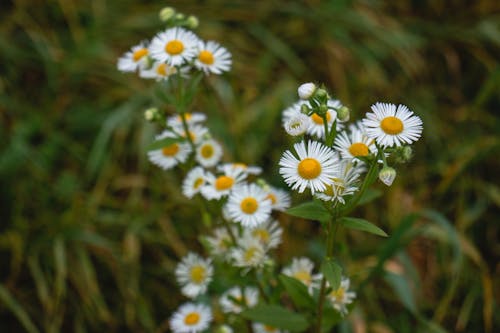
(200, 167, 246, 200)
(362, 102, 423, 147)
(167, 112, 207, 128)
(263, 186, 291, 212)
(217, 163, 262, 176)
(327, 277, 356, 316)
(231, 235, 268, 269)
(253, 323, 289, 333)
(182, 167, 207, 199)
(281, 101, 310, 128)
(243, 219, 282, 250)
(196, 139, 223, 168)
(139, 61, 177, 80)
(175, 253, 213, 299)
(205, 227, 235, 257)
(194, 40, 232, 75)
(284, 113, 311, 136)
(147, 131, 191, 170)
(315, 159, 361, 204)
(178, 124, 209, 145)
(117, 42, 150, 72)
(169, 302, 212, 333)
(219, 287, 258, 314)
(149, 27, 199, 66)
(334, 122, 377, 161)
(225, 183, 272, 228)
(282, 257, 322, 293)
(279, 140, 339, 194)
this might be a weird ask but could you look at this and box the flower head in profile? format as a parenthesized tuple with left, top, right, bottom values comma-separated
(263, 186, 291, 212)
(175, 253, 213, 298)
(194, 40, 232, 75)
(218, 163, 262, 176)
(169, 302, 212, 333)
(117, 41, 150, 72)
(327, 277, 356, 316)
(167, 112, 207, 128)
(149, 27, 199, 66)
(282, 257, 322, 293)
(225, 183, 272, 228)
(219, 287, 258, 314)
(231, 235, 269, 269)
(205, 227, 235, 258)
(147, 131, 191, 170)
(279, 140, 339, 194)
(315, 159, 362, 204)
(362, 102, 423, 147)
(243, 219, 283, 250)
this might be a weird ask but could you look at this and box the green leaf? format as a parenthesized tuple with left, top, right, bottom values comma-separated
(241, 304, 309, 332)
(340, 217, 388, 237)
(278, 274, 315, 309)
(321, 258, 342, 290)
(286, 201, 330, 222)
(146, 136, 185, 151)
(357, 188, 382, 205)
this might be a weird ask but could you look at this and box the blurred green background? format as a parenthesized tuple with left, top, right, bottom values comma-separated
(1, 0, 499, 332)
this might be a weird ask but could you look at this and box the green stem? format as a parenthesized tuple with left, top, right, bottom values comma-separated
(255, 271, 270, 303)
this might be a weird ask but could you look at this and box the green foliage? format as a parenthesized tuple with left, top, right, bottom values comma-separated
(241, 304, 309, 332)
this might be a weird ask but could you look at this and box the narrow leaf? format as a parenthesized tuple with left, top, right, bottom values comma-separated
(340, 217, 388, 237)
(147, 137, 185, 151)
(278, 274, 315, 309)
(241, 304, 309, 332)
(0, 285, 40, 333)
(321, 258, 342, 290)
(286, 201, 330, 222)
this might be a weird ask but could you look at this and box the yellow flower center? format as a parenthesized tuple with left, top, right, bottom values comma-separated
(330, 287, 345, 300)
(165, 40, 184, 55)
(293, 270, 312, 285)
(184, 312, 200, 326)
(162, 143, 179, 156)
(198, 50, 215, 65)
(240, 197, 258, 214)
(156, 63, 168, 76)
(193, 177, 204, 189)
(252, 229, 270, 243)
(348, 142, 369, 157)
(189, 265, 206, 284)
(323, 178, 344, 197)
(215, 176, 234, 191)
(266, 193, 277, 205)
(244, 246, 259, 262)
(380, 116, 404, 135)
(200, 144, 214, 158)
(297, 158, 321, 179)
(311, 112, 331, 125)
(132, 48, 148, 62)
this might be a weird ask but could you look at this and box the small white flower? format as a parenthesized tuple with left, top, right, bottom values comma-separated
(327, 277, 356, 316)
(167, 112, 207, 128)
(282, 101, 310, 127)
(263, 186, 291, 212)
(175, 253, 213, 299)
(307, 99, 344, 139)
(231, 235, 268, 269)
(196, 139, 223, 168)
(117, 42, 150, 72)
(315, 159, 361, 204)
(217, 163, 262, 176)
(284, 113, 311, 136)
(225, 183, 272, 228)
(205, 227, 235, 257)
(219, 287, 258, 314)
(282, 257, 322, 293)
(378, 166, 396, 186)
(147, 131, 191, 170)
(334, 122, 377, 162)
(194, 40, 232, 75)
(182, 167, 207, 199)
(139, 61, 178, 80)
(178, 124, 209, 145)
(279, 140, 339, 194)
(363, 102, 423, 147)
(169, 302, 212, 333)
(298, 82, 316, 100)
(200, 167, 246, 200)
(244, 219, 283, 250)
(149, 27, 200, 66)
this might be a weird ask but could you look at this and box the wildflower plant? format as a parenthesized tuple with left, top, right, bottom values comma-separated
(117, 6, 423, 333)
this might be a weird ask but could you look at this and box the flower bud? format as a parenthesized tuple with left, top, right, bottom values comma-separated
(298, 82, 316, 100)
(144, 107, 158, 121)
(175, 13, 185, 20)
(159, 7, 175, 22)
(215, 325, 233, 333)
(315, 88, 328, 100)
(393, 145, 413, 164)
(337, 106, 350, 122)
(186, 15, 199, 29)
(285, 113, 310, 136)
(300, 103, 311, 114)
(317, 104, 328, 116)
(379, 166, 396, 186)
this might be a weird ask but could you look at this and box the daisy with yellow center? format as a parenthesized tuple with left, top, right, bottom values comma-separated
(279, 140, 339, 194)
(194, 40, 232, 75)
(200, 167, 246, 200)
(147, 131, 192, 170)
(231, 235, 268, 269)
(282, 257, 322, 293)
(218, 163, 262, 176)
(149, 27, 199, 66)
(315, 159, 362, 204)
(182, 167, 207, 199)
(139, 61, 181, 80)
(167, 112, 207, 128)
(226, 183, 272, 227)
(334, 122, 377, 162)
(263, 185, 291, 212)
(244, 218, 283, 250)
(177, 124, 209, 145)
(219, 287, 258, 314)
(169, 302, 212, 333)
(205, 227, 236, 258)
(362, 102, 423, 147)
(175, 253, 213, 298)
(195, 139, 223, 168)
(117, 42, 150, 72)
(327, 277, 356, 316)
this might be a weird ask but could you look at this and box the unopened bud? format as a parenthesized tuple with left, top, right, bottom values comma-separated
(393, 145, 413, 164)
(215, 325, 233, 333)
(379, 166, 396, 186)
(175, 13, 185, 20)
(159, 7, 175, 22)
(144, 107, 158, 121)
(186, 15, 199, 29)
(337, 106, 350, 122)
(298, 82, 316, 100)
(317, 104, 328, 116)
(315, 88, 328, 99)
(300, 103, 311, 114)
